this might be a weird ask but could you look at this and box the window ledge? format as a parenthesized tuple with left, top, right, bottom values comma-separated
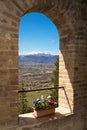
(19, 106, 73, 127)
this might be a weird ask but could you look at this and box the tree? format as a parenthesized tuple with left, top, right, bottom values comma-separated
(19, 81, 29, 114)
(51, 57, 59, 88)
(51, 57, 59, 103)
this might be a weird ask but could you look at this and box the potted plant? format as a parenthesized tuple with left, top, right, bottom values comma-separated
(32, 95, 57, 118)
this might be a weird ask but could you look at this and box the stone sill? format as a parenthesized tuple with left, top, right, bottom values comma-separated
(19, 106, 73, 127)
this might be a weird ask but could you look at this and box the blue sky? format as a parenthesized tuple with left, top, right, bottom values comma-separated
(19, 12, 59, 55)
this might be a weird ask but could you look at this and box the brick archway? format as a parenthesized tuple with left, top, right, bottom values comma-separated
(0, 0, 87, 128)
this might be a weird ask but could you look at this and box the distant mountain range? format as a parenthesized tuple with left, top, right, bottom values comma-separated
(19, 53, 58, 64)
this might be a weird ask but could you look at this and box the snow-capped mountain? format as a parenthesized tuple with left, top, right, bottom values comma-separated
(19, 53, 58, 64)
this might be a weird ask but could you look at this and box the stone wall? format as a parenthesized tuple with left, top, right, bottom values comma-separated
(20, 114, 84, 130)
(0, 0, 87, 129)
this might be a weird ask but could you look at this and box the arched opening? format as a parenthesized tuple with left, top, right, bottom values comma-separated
(18, 12, 59, 114)
(1, 1, 86, 129)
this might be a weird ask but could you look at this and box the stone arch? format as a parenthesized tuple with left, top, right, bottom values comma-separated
(0, 0, 87, 128)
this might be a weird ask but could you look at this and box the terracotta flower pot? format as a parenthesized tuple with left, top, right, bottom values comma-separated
(33, 107, 55, 118)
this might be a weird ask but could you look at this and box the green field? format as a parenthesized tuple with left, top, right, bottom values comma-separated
(26, 90, 52, 107)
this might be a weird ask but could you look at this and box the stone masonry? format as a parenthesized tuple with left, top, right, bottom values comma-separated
(0, 0, 87, 130)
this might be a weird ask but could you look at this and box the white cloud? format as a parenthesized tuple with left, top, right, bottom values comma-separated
(48, 39, 57, 44)
(51, 39, 56, 43)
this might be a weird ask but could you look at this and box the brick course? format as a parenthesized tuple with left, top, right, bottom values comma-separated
(0, 0, 87, 129)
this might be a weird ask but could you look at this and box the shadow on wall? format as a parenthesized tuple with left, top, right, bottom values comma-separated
(60, 33, 86, 113)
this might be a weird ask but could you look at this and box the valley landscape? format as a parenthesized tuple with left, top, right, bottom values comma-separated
(18, 53, 58, 113)
(19, 53, 58, 90)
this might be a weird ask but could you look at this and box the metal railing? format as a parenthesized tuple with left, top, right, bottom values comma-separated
(18, 86, 63, 93)
(18, 86, 72, 113)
